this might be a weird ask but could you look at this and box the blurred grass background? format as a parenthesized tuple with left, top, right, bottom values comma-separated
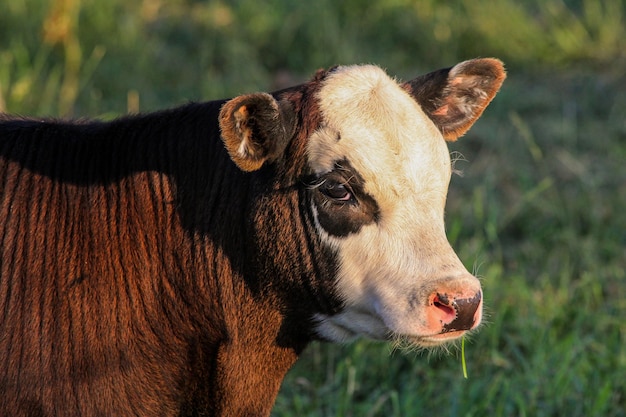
(1, 0, 625, 416)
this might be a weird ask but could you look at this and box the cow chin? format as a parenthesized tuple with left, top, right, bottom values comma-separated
(313, 311, 391, 343)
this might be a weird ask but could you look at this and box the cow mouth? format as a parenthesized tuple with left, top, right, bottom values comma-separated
(402, 329, 469, 348)
(315, 310, 473, 347)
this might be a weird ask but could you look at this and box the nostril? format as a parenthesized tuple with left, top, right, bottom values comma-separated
(431, 293, 457, 324)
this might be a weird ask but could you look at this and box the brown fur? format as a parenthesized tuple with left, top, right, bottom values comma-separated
(0, 92, 333, 416)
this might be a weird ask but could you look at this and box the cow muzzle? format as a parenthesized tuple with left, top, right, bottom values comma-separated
(427, 289, 483, 336)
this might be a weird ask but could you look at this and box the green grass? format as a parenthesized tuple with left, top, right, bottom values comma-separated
(1, 1, 625, 416)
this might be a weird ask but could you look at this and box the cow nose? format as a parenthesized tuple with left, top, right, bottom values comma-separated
(431, 291, 482, 333)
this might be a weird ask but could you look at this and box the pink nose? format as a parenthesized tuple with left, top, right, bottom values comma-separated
(430, 291, 482, 333)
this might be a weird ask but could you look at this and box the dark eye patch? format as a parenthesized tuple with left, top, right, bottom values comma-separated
(307, 159, 380, 237)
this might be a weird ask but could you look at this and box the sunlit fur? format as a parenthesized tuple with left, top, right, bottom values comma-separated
(308, 65, 481, 344)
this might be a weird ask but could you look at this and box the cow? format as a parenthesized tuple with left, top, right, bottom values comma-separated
(0, 58, 505, 416)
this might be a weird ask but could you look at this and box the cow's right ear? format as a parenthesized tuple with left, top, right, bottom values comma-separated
(219, 92, 295, 172)
(403, 58, 506, 141)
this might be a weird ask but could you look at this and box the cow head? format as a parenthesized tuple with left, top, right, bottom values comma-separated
(219, 58, 506, 348)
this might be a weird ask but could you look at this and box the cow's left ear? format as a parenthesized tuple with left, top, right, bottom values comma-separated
(403, 58, 506, 141)
(219, 92, 295, 171)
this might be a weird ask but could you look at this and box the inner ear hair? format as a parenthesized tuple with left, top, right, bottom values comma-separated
(404, 58, 506, 141)
(219, 93, 294, 172)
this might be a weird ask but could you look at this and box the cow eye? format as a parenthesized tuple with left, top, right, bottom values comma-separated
(320, 181, 352, 202)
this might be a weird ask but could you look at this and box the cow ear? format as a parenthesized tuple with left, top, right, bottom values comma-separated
(403, 58, 506, 141)
(219, 92, 295, 171)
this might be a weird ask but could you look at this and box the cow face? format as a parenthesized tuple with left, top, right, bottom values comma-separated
(220, 59, 505, 347)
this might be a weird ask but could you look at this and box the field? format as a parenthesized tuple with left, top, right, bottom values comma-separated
(1, 1, 625, 416)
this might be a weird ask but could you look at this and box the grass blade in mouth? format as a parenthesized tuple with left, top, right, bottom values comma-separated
(462, 335, 468, 379)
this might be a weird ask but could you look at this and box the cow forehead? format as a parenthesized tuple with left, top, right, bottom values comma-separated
(307, 65, 452, 202)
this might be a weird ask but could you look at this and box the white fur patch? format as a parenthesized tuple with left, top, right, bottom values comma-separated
(308, 65, 481, 345)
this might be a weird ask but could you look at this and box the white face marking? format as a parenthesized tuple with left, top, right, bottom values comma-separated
(307, 65, 482, 346)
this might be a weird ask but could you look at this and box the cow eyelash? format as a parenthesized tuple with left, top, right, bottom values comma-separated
(321, 181, 352, 201)
(308, 177, 355, 202)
